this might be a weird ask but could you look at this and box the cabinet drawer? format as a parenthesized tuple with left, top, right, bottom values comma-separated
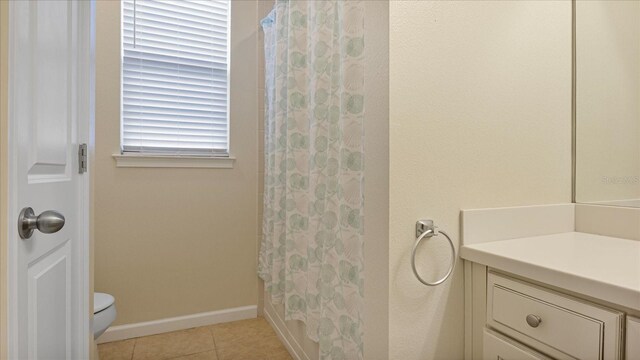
(487, 272, 623, 360)
(484, 329, 552, 360)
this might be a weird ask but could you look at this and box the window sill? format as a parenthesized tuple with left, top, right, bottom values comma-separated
(113, 153, 236, 169)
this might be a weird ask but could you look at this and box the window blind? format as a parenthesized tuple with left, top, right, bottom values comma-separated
(122, 0, 229, 155)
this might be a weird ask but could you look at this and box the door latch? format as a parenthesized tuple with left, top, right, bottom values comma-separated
(78, 143, 87, 174)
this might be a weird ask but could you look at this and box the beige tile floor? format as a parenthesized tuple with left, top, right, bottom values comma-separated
(98, 317, 293, 360)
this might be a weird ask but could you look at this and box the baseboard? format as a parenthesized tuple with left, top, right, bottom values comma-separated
(263, 309, 304, 360)
(263, 301, 313, 360)
(96, 305, 257, 344)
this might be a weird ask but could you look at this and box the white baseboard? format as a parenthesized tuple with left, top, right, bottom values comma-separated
(263, 300, 313, 360)
(96, 305, 257, 344)
(263, 310, 303, 360)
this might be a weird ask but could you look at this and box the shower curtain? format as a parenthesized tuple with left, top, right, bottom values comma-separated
(258, 1, 365, 359)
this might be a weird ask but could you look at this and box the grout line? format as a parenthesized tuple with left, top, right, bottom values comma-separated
(125, 326, 220, 360)
(209, 326, 217, 349)
(209, 325, 221, 359)
(163, 349, 215, 360)
(130, 338, 137, 360)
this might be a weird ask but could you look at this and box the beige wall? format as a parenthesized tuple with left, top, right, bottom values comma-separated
(262, 1, 390, 359)
(576, 0, 640, 204)
(94, 0, 260, 326)
(361, 1, 390, 357)
(0, 1, 8, 358)
(389, 1, 572, 359)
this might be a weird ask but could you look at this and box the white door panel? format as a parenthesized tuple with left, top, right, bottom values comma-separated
(28, 241, 72, 359)
(32, 1, 72, 173)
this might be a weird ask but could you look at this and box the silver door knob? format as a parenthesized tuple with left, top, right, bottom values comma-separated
(526, 314, 542, 328)
(18, 207, 65, 239)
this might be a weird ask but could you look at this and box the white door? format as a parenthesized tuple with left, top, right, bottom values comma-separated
(7, 1, 93, 359)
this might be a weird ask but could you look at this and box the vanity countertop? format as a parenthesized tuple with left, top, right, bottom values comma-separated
(460, 232, 640, 310)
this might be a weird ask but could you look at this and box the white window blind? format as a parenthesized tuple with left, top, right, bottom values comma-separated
(122, 0, 229, 155)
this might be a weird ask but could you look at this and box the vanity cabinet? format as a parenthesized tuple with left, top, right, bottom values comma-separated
(487, 272, 624, 359)
(460, 205, 640, 360)
(465, 266, 639, 360)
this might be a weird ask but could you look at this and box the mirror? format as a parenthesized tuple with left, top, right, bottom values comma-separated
(575, 0, 640, 208)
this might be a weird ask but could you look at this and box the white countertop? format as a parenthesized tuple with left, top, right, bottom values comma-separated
(460, 232, 640, 310)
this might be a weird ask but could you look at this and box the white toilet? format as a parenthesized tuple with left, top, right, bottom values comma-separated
(93, 292, 116, 339)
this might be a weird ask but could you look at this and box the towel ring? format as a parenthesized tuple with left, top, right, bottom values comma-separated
(411, 220, 456, 286)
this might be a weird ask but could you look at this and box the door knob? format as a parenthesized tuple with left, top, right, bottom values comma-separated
(526, 314, 542, 328)
(18, 207, 65, 239)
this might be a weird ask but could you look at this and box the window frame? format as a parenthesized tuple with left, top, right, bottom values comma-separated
(117, 0, 233, 165)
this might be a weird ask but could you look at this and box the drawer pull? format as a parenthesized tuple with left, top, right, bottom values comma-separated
(526, 314, 542, 328)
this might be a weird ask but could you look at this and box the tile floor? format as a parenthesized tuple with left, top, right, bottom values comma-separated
(97, 317, 293, 360)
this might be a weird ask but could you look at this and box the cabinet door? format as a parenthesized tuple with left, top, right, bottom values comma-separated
(483, 330, 552, 360)
(628, 317, 640, 360)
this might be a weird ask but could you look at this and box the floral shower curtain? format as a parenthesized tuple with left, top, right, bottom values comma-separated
(258, 1, 365, 359)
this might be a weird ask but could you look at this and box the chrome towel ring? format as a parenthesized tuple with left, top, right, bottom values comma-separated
(411, 219, 457, 286)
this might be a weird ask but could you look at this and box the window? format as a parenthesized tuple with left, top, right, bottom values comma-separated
(122, 0, 229, 156)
